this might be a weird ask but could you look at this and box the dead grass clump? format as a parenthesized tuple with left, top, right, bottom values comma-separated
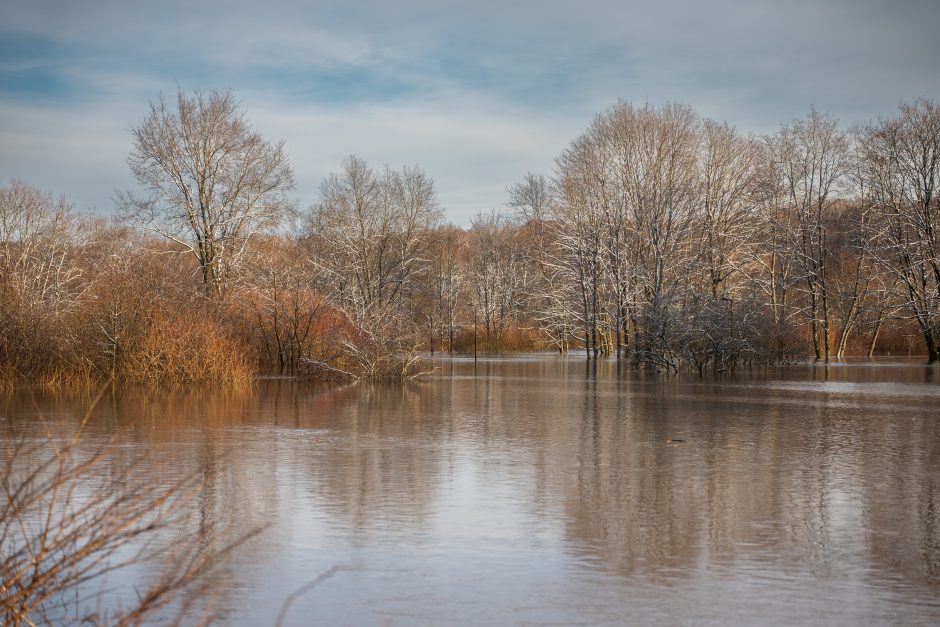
(0, 364, 14, 395)
(450, 326, 547, 354)
(122, 314, 255, 386)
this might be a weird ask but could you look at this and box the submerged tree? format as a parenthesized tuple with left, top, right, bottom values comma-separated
(469, 210, 525, 343)
(860, 99, 940, 361)
(764, 108, 850, 361)
(552, 102, 707, 366)
(508, 175, 577, 352)
(305, 156, 441, 379)
(120, 89, 295, 295)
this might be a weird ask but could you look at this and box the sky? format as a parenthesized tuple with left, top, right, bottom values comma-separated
(1, 0, 939, 226)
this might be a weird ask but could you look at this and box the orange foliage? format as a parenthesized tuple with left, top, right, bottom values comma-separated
(122, 311, 255, 386)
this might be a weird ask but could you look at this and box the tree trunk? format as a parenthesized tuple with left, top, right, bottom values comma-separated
(867, 316, 883, 358)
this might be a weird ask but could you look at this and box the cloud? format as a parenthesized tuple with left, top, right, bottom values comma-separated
(0, 85, 579, 224)
(205, 88, 581, 223)
(1, 0, 938, 224)
(0, 99, 138, 212)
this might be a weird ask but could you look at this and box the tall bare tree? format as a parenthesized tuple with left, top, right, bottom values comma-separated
(509, 174, 577, 352)
(469, 210, 525, 342)
(308, 156, 440, 319)
(555, 131, 607, 358)
(306, 156, 441, 378)
(741, 147, 801, 360)
(697, 120, 758, 300)
(424, 225, 466, 353)
(553, 103, 702, 365)
(120, 89, 294, 295)
(860, 99, 940, 361)
(765, 108, 850, 361)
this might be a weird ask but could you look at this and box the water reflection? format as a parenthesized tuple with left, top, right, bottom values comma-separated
(3, 358, 939, 624)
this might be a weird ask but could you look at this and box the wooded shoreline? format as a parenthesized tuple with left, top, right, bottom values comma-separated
(2, 94, 939, 388)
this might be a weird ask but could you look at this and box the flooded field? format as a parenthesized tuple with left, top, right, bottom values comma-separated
(2, 357, 939, 625)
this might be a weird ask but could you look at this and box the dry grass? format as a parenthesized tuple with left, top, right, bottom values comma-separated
(121, 314, 256, 386)
(449, 326, 547, 354)
(0, 364, 14, 395)
(35, 366, 99, 393)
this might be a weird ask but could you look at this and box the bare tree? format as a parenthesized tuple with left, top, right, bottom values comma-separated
(765, 108, 850, 361)
(553, 103, 702, 366)
(554, 130, 607, 358)
(740, 147, 802, 360)
(829, 144, 883, 359)
(860, 99, 940, 361)
(308, 156, 441, 320)
(237, 237, 334, 374)
(305, 156, 441, 378)
(120, 89, 295, 295)
(0, 180, 79, 311)
(0, 181, 84, 381)
(469, 210, 525, 343)
(508, 175, 577, 352)
(423, 225, 466, 353)
(697, 120, 759, 300)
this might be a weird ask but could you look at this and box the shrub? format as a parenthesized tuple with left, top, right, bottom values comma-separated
(121, 312, 255, 386)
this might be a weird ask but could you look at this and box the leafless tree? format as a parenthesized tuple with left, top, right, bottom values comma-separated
(120, 89, 295, 296)
(468, 210, 525, 343)
(552, 103, 703, 367)
(0, 181, 85, 381)
(308, 156, 441, 320)
(0, 180, 80, 311)
(306, 156, 441, 378)
(508, 175, 577, 352)
(739, 147, 802, 360)
(554, 131, 607, 358)
(828, 146, 885, 359)
(424, 226, 466, 353)
(237, 238, 335, 373)
(859, 99, 940, 361)
(764, 108, 850, 361)
(697, 120, 759, 300)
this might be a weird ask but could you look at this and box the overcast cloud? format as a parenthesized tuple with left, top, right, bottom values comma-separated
(1, 0, 938, 224)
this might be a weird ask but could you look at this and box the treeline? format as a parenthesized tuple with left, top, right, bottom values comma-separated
(1, 92, 938, 386)
(509, 101, 940, 370)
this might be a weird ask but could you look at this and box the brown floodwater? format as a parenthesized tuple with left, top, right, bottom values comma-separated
(2, 356, 939, 625)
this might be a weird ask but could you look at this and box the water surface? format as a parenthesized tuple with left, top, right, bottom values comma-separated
(3, 357, 939, 625)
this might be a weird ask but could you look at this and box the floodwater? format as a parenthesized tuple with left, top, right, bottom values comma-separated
(2, 357, 939, 625)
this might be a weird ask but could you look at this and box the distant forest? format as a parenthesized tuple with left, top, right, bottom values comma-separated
(2, 90, 939, 385)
